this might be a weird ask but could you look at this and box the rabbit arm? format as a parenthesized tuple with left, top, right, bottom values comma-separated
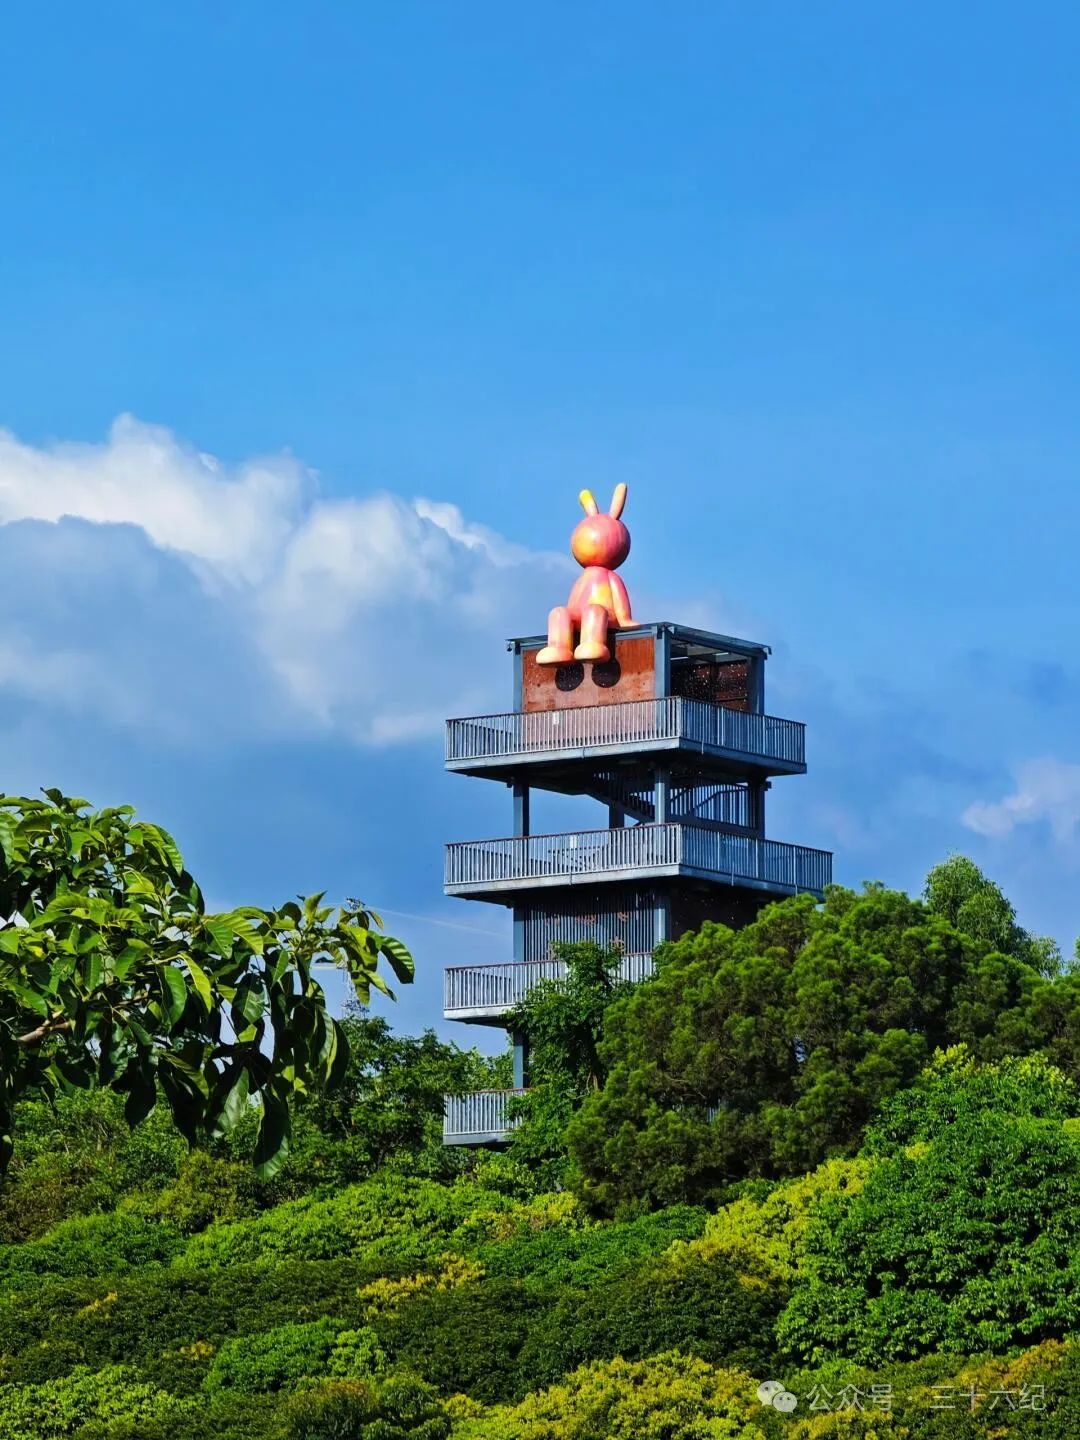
(610, 572, 635, 626)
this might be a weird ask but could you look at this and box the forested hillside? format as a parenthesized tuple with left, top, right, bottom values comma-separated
(2, 851, 1080, 1438)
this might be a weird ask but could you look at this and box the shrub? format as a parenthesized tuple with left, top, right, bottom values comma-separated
(0, 1091, 188, 1243)
(863, 1047, 1080, 1153)
(477, 1204, 707, 1290)
(183, 1177, 517, 1271)
(0, 1257, 408, 1383)
(206, 1319, 337, 1394)
(674, 1160, 869, 1286)
(516, 1252, 780, 1390)
(384, 1250, 778, 1402)
(128, 1152, 265, 1234)
(285, 1375, 450, 1440)
(779, 1112, 1080, 1363)
(0, 1211, 182, 1283)
(448, 1353, 776, 1440)
(0, 1365, 187, 1440)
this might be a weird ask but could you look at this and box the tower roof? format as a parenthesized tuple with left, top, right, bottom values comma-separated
(508, 620, 770, 663)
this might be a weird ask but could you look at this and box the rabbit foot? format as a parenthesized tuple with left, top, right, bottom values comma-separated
(537, 645, 575, 665)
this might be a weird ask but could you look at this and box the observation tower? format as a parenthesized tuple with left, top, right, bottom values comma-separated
(441, 486, 831, 1144)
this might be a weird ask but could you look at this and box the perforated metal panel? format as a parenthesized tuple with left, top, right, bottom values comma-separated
(519, 888, 663, 962)
(671, 658, 749, 709)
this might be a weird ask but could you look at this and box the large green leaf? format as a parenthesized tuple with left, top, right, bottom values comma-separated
(253, 1088, 291, 1179)
(231, 976, 267, 1029)
(123, 1056, 157, 1127)
(379, 933, 415, 984)
(211, 1064, 251, 1137)
(183, 954, 214, 1011)
(204, 918, 236, 959)
(0, 811, 16, 866)
(159, 966, 188, 1029)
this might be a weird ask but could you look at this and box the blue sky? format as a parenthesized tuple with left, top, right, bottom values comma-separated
(2, 3, 1079, 1045)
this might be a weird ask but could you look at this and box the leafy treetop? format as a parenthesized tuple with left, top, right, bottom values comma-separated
(0, 790, 413, 1177)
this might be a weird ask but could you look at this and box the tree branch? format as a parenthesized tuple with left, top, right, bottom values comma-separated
(16, 1018, 73, 1047)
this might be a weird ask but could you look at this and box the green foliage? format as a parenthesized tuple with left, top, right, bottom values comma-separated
(206, 1319, 341, 1394)
(514, 1250, 781, 1387)
(0, 1365, 188, 1440)
(925, 854, 1060, 974)
(0, 791, 414, 1177)
(382, 1241, 777, 1402)
(0, 1210, 182, 1284)
(1, 851, 1079, 1438)
(129, 1151, 266, 1233)
(779, 1084, 1080, 1363)
(286, 1375, 450, 1440)
(0, 1089, 187, 1241)
(568, 883, 1058, 1213)
(864, 1046, 1080, 1154)
(676, 1159, 870, 1286)
(290, 1013, 508, 1187)
(182, 1176, 519, 1270)
(477, 1203, 707, 1289)
(204, 1319, 385, 1394)
(0, 1256, 403, 1383)
(504, 944, 631, 1185)
(449, 1353, 776, 1440)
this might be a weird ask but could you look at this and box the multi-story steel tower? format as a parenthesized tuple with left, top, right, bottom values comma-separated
(440, 488, 831, 1145)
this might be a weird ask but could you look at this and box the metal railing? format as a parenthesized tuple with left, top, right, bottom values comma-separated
(446, 697, 805, 767)
(445, 824, 831, 894)
(443, 1089, 525, 1142)
(445, 951, 655, 1014)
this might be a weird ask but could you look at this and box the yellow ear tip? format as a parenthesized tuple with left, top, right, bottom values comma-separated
(579, 489, 599, 515)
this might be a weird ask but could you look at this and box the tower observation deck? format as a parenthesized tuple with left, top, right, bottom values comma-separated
(440, 490, 831, 1145)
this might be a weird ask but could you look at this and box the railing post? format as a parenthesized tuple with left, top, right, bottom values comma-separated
(511, 1033, 527, 1088)
(655, 625, 672, 698)
(655, 766, 670, 825)
(513, 781, 530, 838)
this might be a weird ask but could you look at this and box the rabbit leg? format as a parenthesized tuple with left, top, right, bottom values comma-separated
(537, 606, 576, 665)
(574, 603, 610, 662)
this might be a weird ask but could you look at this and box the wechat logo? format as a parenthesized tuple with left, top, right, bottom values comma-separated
(757, 1380, 798, 1413)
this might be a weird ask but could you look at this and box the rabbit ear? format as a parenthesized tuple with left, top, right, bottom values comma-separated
(608, 483, 628, 519)
(579, 489, 599, 516)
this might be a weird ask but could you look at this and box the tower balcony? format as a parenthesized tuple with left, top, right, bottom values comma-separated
(445, 823, 831, 902)
(443, 1089, 524, 1146)
(444, 951, 656, 1023)
(445, 696, 805, 783)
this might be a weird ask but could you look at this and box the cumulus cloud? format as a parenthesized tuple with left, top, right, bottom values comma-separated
(0, 415, 568, 745)
(962, 758, 1080, 843)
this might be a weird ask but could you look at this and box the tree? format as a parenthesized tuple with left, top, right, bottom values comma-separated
(293, 1012, 510, 1183)
(503, 944, 631, 1183)
(567, 881, 1053, 1214)
(778, 1052, 1080, 1364)
(0, 791, 413, 1177)
(924, 854, 1062, 976)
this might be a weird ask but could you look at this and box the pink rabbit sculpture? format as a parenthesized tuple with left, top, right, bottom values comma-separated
(537, 484, 636, 665)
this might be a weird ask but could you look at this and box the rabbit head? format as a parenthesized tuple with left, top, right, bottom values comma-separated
(571, 484, 630, 570)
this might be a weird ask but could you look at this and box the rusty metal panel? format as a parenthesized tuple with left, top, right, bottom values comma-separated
(522, 634, 655, 712)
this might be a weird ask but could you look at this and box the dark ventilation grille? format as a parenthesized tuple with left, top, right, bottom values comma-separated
(671, 659, 750, 709)
(555, 663, 586, 691)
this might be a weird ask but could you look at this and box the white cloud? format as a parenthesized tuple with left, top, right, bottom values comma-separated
(0, 414, 309, 587)
(0, 415, 569, 745)
(962, 758, 1080, 843)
